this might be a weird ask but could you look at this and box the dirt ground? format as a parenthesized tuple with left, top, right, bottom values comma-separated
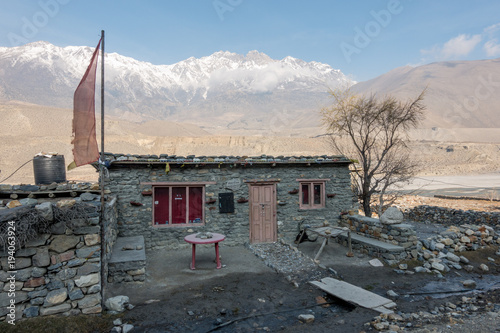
(106, 225, 500, 333)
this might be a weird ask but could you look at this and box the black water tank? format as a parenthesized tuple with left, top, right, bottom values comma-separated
(33, 154, 67, 185)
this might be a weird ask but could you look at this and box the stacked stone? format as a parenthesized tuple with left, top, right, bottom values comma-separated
(411, 224, 499, 275)
(0, 197, 114, 321)
(108, 263, 146, 283)
(105, 160, 354, 250)
(367, 295, 500, 331)
(339, 211, 419, 253)
(403, 205, 500, 227)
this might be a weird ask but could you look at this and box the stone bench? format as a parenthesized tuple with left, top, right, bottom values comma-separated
(336, 232, 407, 263)
(108, 236, 146, 283)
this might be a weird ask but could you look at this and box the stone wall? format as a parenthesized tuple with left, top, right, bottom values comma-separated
(0, 194, 117, 322)
(103, 197, 118, 283)
(106, 162, 355, 249)
(403, 205, 500, 227)
(338, 214, 419, 261)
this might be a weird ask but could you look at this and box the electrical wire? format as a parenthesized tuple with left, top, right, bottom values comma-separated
(0, 159, 33, 183)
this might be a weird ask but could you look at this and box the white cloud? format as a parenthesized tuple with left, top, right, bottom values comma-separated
(484, 23, 500, 35)
(420, 34, 481, 62)
(484, 39, 500, 57)
(441, 34, 482, 59)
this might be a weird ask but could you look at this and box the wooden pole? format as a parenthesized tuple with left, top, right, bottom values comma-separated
(99, 29, 106, 308)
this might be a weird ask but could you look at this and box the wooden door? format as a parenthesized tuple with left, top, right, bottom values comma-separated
(249, 184, 277, 243)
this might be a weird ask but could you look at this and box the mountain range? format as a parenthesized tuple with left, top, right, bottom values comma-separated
(1, 41, 499, 135)
(0, 41, 351, 131)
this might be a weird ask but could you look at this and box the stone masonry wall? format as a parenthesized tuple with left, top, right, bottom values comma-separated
(338, 214, 419, 260)
(103, 197, 118, 283)
(403, 205, 500, 227)
(0, 196, 117, 322)
(107, 163, 355, 249)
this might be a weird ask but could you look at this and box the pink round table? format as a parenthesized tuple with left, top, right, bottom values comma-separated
(184, 233, 225, 270)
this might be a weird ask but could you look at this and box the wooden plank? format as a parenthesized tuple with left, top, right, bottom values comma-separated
(309, 277, 395, 313)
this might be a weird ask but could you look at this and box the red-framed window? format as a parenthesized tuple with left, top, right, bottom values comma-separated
(153, 185, 205, 226)
(297, 179, 328, 209)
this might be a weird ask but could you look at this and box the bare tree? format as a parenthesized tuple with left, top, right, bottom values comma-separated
(321, 88, 426, 217)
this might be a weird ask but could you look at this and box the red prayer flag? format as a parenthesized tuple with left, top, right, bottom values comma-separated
(71, 38, 102, 167)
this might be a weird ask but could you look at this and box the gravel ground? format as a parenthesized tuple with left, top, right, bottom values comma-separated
(248, 241, 338, 286)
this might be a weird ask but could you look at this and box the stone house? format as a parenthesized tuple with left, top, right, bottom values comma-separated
(105, 154, 356, 249)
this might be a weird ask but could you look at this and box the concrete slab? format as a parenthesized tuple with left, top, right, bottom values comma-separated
(109, 236, 146, 263)
(309, 277, 395, 313)
(105, 244, 276, 305)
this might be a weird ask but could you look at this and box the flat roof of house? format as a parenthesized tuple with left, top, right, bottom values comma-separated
(103, 153, 351, 168)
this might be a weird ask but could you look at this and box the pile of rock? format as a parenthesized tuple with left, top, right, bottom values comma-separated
(106, 296, 135, 333)
(407, 224, 500, 275)
(368, 294, 500, 331)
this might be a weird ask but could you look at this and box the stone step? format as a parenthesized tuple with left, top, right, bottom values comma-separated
(338, 233, 404, 253)
(109, 236, 146, 263)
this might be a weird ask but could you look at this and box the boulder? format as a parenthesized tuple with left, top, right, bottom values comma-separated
(380, 206, 404, 225)
(80, 192, 96, 201)
(446, 252, 461, 263)
(75, 273, 100, 288)
(44, 288, 68, 306)
(35, 202, 53, 221)
(463, 279, 477, 288)
(32, 248, 50, 267)
(40, 303, 71, 316)
(298, 314, 315, 323)
(19, 198, 38, 206)
(49, 235, 80, 253)
(56, 199, 76, 209)
(77, 294, 101, 309)
(23, 306, 39, 318)
(105, 295, 130, 313)
(122, 324, 134, 333)
(6, 200, 22, 208)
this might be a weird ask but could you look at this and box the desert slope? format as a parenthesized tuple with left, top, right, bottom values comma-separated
(1, 101, 500, 185)
(352, 58, 500, 129)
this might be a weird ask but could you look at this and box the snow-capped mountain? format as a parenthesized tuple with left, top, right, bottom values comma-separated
(0, 41, 352, 128)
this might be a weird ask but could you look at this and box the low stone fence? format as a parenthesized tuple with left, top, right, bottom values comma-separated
(0, 193, 117, 322)
(338, 214, 419, 261)
(403, 205, 500, 227)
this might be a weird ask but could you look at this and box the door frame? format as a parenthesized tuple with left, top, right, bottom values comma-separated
(247, 181, 278, 243)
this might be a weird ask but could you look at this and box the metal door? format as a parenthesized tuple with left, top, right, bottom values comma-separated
(249, 184, 276, 243)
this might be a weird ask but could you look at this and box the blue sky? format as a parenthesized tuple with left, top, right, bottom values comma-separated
(1, 0, 500, 81)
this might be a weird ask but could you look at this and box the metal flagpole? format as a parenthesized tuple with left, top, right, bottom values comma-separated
(99, 29, 106, 308)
